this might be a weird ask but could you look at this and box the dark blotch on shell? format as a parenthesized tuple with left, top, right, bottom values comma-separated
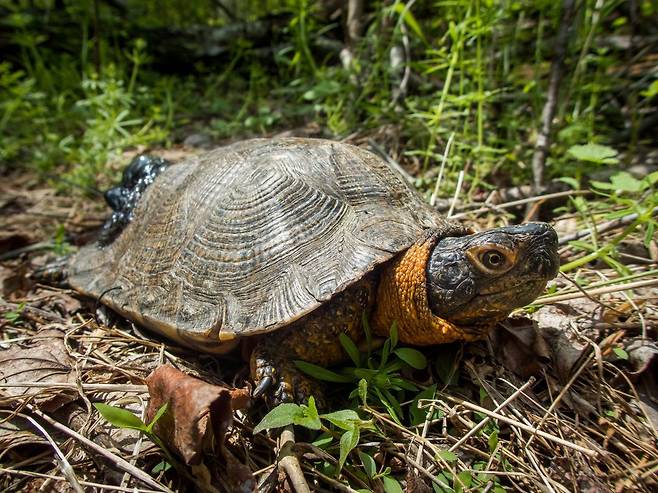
(98, 155, 169, 246)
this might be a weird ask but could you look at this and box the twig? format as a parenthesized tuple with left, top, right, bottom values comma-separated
(442, 396, 601, 457)
(535, 277, 658, 304)
(530, 0, 576, 191)
(430, 132, 455, 207)
(0, 467, 163, 493)
(525, 347, 599, 450)
(302, 464, 360, 493)
(0, 241, 55, 261)
(278, 425, 311, 493)
(391, 0, 417, 105)
(558, 205, 658, 245)
(25, 405, 173, 492)
(3, 412, 84, 493)
(364, 406, 464, 487)
(450, 190, 588, 219)
(346, 0, 364, 47)
(388, 451, 451, 490)
(448, 377, 535, 452)
(447, 170, 465, 218)
(0, 382, 148, 392)
(414, 398, 436, 471)
(397, 22, 410, 103)
(526, 448, 559, 493)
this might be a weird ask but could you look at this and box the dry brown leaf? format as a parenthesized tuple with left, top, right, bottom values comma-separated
(145, 365, 254, 492)
(0, 232, 34, 256)
(491, 308, 590, 383)
(534, 305, 590, 381)
(0, 416, 45, 458)
(0, 328, 77, 411)
(490, 317, 551, 378)
(1, 262, 33, 298)
(625, 339, 658, 376)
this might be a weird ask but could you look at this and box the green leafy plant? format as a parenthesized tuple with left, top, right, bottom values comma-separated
(561, 170, 658, 273)
(254, 396, 373, 472)
(4, 302, 25, 324)
(294, 321, 427, 423)
(94, 402, 173, 471)
(567, 143, 619, 165)
(52, 224, 72, 256)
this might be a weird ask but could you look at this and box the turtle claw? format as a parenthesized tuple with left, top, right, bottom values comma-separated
(252, 358, 295, 405)
(252, 375, 272, 398)
(251, 351, 325, 406)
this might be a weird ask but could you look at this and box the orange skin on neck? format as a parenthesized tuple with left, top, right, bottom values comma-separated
(373, 237, 485, 345)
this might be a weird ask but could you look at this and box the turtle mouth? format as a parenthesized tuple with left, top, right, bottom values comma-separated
(478, 275, 550, 297)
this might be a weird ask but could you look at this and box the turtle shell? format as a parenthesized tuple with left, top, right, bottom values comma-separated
(69, 138, 459, 352)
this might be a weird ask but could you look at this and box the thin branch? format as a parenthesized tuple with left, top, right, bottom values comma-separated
(430, 132, 455, 207)
(535, 277, 658, 304)
(441, 396, 601, 457)
(278, 425, 311, 493)
(0, 468, 163, 493)
(447, 170, 465, 218)
(25, 405, 174, 492)
(531, 0, 577, 190)
(448, 377, 535, 452)
(6, 412, 84, 493)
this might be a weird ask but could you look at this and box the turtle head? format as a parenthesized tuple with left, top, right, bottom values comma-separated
(426, 223, 559, 331)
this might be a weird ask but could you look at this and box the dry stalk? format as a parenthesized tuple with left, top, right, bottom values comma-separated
(441, 396, 601, 457)
(277, 425, 311, 493)
(2, 411, 84, 493)
(448, 377, 535, 452)
(0, 468, 163, 493)
(24, 405, 173, 492)
(536, 277, 658, 304)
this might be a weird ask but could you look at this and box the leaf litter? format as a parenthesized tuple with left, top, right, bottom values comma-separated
(0, 167, 656, 492)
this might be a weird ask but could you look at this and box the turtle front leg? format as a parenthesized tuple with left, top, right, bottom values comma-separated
(251, 340, 323, 406)
(250, 276, 376, 406)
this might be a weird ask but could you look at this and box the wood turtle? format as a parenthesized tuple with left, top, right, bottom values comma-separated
(42, 138, 559, 404)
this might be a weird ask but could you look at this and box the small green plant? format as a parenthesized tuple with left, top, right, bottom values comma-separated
(561, 168, 658, 273)
(254, 396, 372, 471)
(4, 302, 26, 325)
(94, 402, 173, 472)
(567, 143, 619, 165)
(254, 396, 405, 490)
(52, 224, 72, 256)
(294, 320, 427, 423)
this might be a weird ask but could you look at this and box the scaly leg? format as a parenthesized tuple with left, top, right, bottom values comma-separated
(250, 276, 376, 406)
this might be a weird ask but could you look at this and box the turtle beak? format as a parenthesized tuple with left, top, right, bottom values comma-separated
(523, 223, 559, 279)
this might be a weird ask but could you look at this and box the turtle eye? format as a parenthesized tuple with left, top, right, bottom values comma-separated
(481, 250, 505, 269)
(466, 244, 515, 274)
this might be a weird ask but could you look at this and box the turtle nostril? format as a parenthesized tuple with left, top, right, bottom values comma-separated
(543, 227, 558, 246)
(532, 252, 559, 278)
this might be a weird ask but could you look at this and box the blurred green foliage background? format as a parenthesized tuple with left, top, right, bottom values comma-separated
(1, 0, 656, 196)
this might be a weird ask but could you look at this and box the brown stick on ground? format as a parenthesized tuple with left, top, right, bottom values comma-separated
(278, 425, 311, 493)
(531, 0, 577, 192)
